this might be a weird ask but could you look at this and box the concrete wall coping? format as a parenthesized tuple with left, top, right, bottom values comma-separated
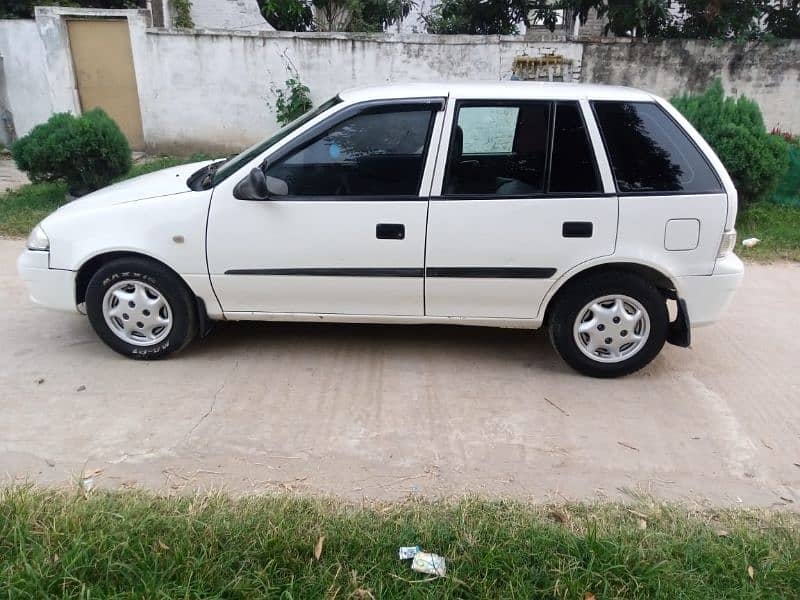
(34, 6, 152, 20)
(144, 27, 573, 44)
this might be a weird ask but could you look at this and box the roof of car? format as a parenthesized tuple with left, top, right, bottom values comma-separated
(339, 81, 657, 103)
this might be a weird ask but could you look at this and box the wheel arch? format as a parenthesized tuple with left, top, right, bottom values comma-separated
(540, 259, 680, 325)
(76, 250, 181, 305)
(76, 250, 216, 337)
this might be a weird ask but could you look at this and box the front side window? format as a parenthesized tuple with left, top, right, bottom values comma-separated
(212, 95, 342, 185)
(445, 101, 550, 196)
(266, 107, 436, 196)
(592, 101, 722, 194)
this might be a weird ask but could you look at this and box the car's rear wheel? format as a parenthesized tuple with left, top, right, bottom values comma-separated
(85, 257, 197, 359)
(548, 271, 668, 378)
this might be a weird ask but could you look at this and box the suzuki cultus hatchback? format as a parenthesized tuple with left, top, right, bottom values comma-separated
(18, 82, 743, 377)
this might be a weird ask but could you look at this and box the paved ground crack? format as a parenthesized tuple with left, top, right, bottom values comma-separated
(183, 383, 224, 443)
(182, 360, 238, 445)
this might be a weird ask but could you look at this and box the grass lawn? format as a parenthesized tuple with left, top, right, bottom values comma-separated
(737, 202, 800, 262)
(0, 155, 207, 238)
(1, 489, 799, 599)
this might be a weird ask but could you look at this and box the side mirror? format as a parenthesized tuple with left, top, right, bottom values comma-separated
(233, 168, 270, 201)
(233, 168, 289, 200)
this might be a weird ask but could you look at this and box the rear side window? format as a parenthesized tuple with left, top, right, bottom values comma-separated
(444, 101, 551, 196)
(592, 101, 721, 194)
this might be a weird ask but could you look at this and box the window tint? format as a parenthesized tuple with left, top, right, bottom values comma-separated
(592, 101, 721, 194)
(266, 108, 435, 196)
(549, 102, 601, 194)
(445, 102, 550, 196)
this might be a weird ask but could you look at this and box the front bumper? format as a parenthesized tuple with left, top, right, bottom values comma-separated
(677, 253, 744, 327)
(17, 249, 77, 312)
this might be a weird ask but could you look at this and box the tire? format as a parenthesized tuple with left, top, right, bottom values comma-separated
(548, 271, 668, 378)
(85, 257, 198, 359)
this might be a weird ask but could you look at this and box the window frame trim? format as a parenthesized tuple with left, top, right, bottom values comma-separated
(438, 98, 605, 200)
(259, 97, 445, 201)
(590, 99, 724, 197)
(547, 100, 604, 196)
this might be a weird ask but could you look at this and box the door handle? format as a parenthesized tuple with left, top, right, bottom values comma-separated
(562, 221, 593, 238)
(376, 223, 405, 240)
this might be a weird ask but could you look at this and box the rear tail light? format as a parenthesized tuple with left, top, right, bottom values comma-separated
(717, 229, 737, 258)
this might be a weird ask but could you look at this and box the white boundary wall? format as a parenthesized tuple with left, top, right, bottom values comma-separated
(1, 7, 799, 153)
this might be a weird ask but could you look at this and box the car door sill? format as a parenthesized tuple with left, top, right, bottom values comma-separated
(221, 312, 541, 329)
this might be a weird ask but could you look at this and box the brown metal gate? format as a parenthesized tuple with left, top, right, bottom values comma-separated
(67, 19, 145, 150)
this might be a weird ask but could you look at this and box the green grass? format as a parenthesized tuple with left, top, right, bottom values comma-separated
(0, 181, 69, 238)
(738, 202, 800, 262)
(0, 154, 211, 237)
(1, 488, 799, 599)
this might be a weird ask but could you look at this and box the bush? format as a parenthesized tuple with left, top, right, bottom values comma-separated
(11, 109, 131, 196)
(271, 77, 313, 126)
(671, 81, 789, 207)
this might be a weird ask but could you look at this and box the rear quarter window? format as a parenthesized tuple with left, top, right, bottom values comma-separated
(592, 101, 722, 195)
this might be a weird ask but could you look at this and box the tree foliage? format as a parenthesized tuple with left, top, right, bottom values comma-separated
(423, 0, 800, 38)
(423, 0, 531, 34)
(671, 80, 789, 206)
(312, 0, 414, 31)
(0, 0, 142, 19)
(259, 0, 314, 31)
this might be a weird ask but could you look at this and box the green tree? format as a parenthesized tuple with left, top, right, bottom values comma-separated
(678, 0, 767, 39)
(313, 0, 414, 31)
(0, 0, 142, 19)
(423, 0, 531, 34)
(259, 0, 314, 30)
(764, 0, 800, 37)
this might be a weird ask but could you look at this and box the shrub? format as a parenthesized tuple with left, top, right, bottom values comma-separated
(271, 77, 313, 126)
(172, 0, 194, 28)
(671, 80, 789, 207)
(11, 109, 131, 196)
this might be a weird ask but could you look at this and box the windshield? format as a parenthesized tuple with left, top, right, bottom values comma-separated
(212, 95, 342, 185)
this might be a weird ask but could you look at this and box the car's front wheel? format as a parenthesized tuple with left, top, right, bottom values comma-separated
(548, 271, 668, 378)
(85, 257, 198, 359)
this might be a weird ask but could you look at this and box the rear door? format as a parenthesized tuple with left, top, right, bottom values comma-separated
(425, 98, 617, 319)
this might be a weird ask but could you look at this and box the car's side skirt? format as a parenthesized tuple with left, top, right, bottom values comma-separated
(219, 311, 542, 329)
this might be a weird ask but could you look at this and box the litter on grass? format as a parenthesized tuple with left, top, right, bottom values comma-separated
(411, 552, 446, 576)
(398, 546, 420, 560)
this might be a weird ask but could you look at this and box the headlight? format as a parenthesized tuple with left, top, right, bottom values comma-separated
(26, 224, 50, 251)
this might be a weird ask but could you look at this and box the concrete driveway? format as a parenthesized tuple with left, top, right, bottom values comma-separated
(1, 238, 798, 506)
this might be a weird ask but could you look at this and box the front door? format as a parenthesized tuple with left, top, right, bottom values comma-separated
(425, 99, 618, 319)
(206, 100, 443, 316)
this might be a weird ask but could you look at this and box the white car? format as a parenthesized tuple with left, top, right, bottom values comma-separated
(18, 82, 743, 377)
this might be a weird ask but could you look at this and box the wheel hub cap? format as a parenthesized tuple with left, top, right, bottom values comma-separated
(102, 280, 173, 346)
(572, 294, 650, 363)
